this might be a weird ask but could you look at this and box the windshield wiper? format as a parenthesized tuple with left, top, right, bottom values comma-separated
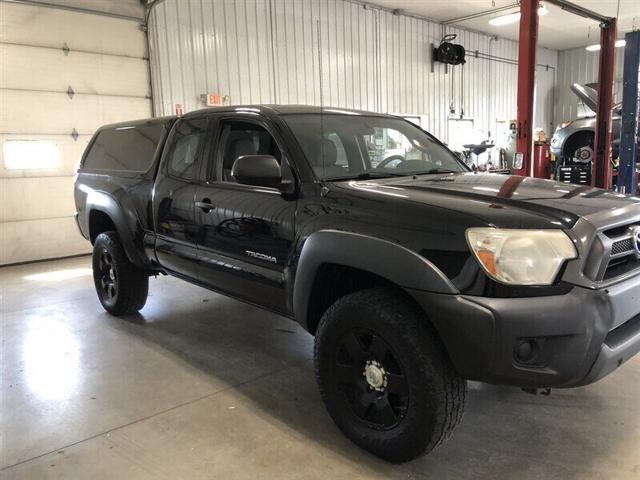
(414, 168, 460, 175)
(324, 171, 410, 181)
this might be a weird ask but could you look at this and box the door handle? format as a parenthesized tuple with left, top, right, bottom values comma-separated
(195, 199, 214, 212)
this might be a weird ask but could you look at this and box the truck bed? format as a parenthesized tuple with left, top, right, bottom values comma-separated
(74, 116, 176, 264)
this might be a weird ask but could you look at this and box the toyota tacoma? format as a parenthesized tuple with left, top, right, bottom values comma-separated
(74, 105, 640, 462)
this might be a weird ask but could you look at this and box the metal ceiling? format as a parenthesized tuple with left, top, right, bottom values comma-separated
(369, 0, 639, 49)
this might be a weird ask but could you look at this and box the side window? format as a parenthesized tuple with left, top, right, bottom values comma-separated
(83, 123, 166, 172)
(166, 118, 208, 180)
(216, 120, 289, 184)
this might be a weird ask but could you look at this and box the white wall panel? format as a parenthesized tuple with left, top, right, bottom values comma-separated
(555, 46, 625, 125)
(0, 2, 147, 58)
(149, 0, 558, 144)
(0, 44, 150, 97)
(0, 2, 151, 264)
(0, 90, 151, 135)
(0, 217, 89, 265)
(0, 177, 76, 222)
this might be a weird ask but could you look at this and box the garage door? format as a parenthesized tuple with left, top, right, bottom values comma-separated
(0, 2, 151, 265)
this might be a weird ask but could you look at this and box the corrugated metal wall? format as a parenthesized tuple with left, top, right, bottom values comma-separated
(148, 0, 558, 143)
(555, 46, 625, 124)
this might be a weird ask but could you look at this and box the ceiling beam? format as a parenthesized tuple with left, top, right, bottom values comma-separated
(0, 0, 143, 21)
(544, 0, 612, 24)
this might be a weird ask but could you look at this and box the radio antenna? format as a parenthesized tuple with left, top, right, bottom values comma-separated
(317, 19, 325, 178)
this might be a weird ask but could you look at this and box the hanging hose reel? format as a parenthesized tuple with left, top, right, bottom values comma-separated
(433, 34, 466, 65)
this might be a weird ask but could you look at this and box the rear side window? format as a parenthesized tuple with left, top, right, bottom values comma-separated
(83, 124, 165, 172)
(166, 118, 208, 180)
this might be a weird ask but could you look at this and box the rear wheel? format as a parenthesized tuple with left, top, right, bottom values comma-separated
(92, 231, 148, 315)
(314, 288, 466, 462)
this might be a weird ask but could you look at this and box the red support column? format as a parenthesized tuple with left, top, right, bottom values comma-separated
(497, 176, 525, 198)
(592, 18, 617, 189)
(514, 0, 539, 177)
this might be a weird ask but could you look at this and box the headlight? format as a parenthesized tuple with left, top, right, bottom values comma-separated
(465, 228, 577, 285)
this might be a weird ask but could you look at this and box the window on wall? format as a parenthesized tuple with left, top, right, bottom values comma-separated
(3, 140, 61, 170)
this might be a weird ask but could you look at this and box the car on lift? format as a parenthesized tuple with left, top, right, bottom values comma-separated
(550, 83, 621, 165)
(75, 105, 640, 463)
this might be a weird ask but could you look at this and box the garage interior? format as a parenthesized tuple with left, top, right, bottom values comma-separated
(1, 0, 639, 478)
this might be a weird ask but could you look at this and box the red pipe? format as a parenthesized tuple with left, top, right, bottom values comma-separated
(514, 0, 539, 177)
(592, 18, 617, 189)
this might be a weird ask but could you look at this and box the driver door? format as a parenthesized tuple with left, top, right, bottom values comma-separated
(194, 115, 297, 313)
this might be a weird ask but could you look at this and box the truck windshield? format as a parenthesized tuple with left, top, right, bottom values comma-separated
(283, 113, 467, 180)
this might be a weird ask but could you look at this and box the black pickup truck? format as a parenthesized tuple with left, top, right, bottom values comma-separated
(75, 105, 640, 462)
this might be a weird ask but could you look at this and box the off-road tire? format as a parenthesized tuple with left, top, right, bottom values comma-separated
(314, 288, 466, 463)
(92, 231, 148, 315)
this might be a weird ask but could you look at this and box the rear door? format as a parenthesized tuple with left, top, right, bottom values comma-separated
(152, 116, 209, 279)
(194, 114, 297, 313)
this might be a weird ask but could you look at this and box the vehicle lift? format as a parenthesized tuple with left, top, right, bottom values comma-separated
(513, 0, 633, 192)
(618, 31, 640, 195)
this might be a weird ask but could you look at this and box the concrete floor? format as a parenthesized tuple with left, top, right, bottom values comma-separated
(0, 256, 639, 480)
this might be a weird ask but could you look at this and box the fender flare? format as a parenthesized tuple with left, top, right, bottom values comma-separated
(292, 229, 457, 331)
(85, 191, 150, 270)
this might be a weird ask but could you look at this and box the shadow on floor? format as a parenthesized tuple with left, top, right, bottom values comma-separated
(101, 289, 631, 480)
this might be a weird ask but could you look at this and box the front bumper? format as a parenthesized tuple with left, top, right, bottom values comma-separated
(409, 273, 640, 388)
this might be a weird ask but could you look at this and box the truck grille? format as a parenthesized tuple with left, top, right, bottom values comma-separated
(604, 256, 640, 280)
(611, 238, 634, 255)
(601, 223, 640, 281)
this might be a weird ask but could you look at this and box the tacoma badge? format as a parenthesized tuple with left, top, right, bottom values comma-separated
(245, 250, 277, 263)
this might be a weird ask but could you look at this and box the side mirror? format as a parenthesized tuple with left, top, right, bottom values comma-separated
(231, 155, 282, 188)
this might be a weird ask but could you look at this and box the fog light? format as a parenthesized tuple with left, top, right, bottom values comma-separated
(515, 339, 536, 363)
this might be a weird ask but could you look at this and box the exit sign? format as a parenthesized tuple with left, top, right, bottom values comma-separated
(206, 93, 221, 106)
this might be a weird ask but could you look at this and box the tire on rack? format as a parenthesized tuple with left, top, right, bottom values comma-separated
(314, 287, 466, 463)
(92, 231, 148, 316)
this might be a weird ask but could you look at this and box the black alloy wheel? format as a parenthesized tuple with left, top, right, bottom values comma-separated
(92, 231, 148, 315)
(314, 288, 466, 462)
(334, 329, 409, 430)
(97, 249, 118, 302)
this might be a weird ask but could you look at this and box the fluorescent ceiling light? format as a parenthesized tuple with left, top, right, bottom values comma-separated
(585, 39, 626, 51)
(489, 12, 520, 26)
(488, 4, 548, 27)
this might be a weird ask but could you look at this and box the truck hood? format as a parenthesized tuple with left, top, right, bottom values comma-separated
(336, 173, 640, 229)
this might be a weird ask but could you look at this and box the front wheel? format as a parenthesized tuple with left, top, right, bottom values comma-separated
(92, 231, 148, 315)
(314, 288, 466, 463)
